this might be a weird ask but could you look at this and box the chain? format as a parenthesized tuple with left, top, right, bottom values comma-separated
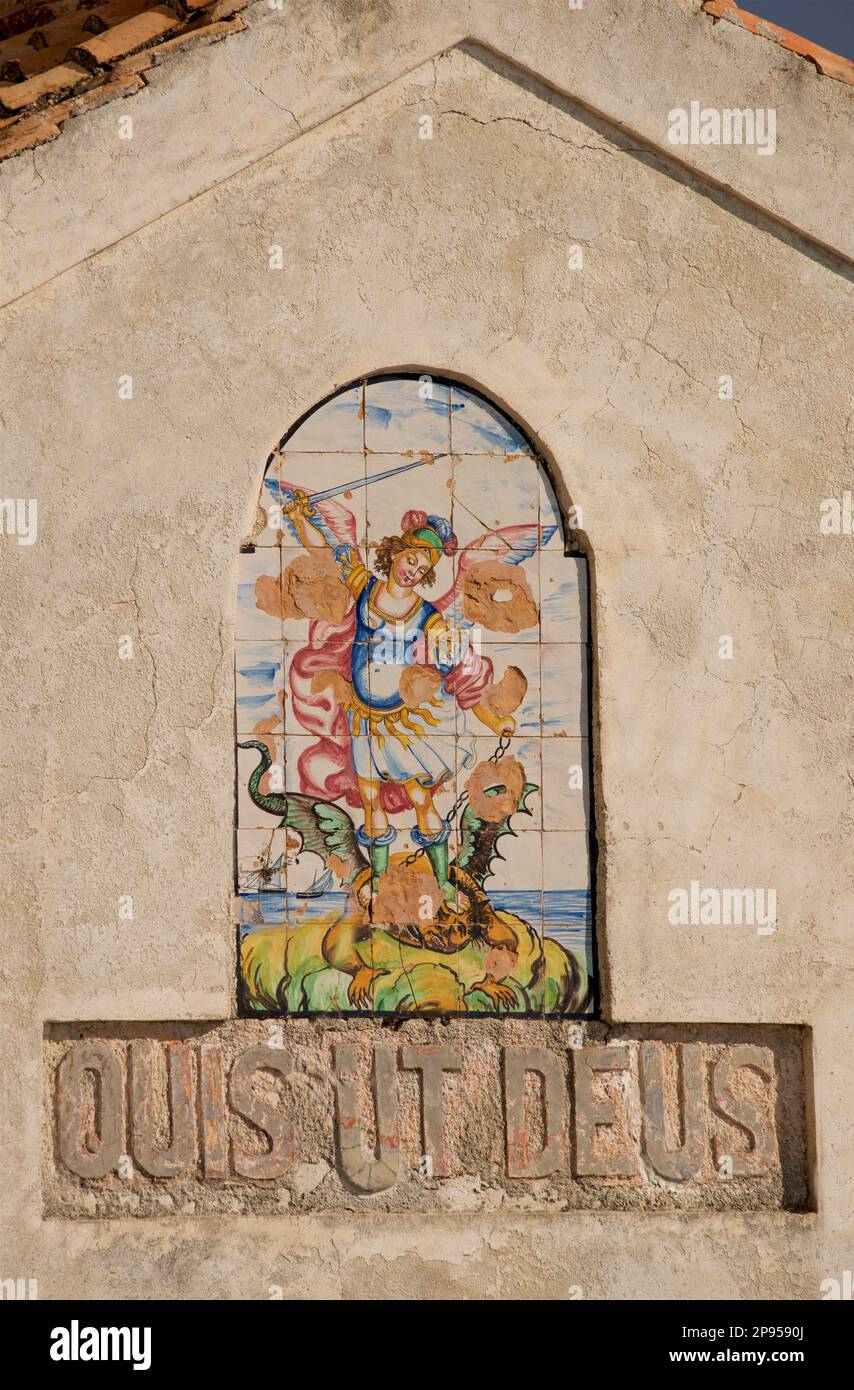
(246, 649, 513, 881)
(249, 735, 513, 881)
(399, 732, 513, 868)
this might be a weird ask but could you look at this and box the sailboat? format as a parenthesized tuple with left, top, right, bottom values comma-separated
(296, 866, 334, 899)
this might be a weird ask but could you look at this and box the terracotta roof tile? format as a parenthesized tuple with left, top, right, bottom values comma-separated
(146, 17, 245, 61)
(1, 0, 849, 167)
(49, 69, 143, 118)
(0, 56, 87, 109)
(0, 0, 246, 153)
(0, 4, 61, 42)
(0, 107, 59, 153)
(68, 6, 183, 71)
(0, 0, 151, 77)
(702, 0, 854, 85)
(109, 46, 158, 74)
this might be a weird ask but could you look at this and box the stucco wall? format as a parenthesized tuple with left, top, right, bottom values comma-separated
(1, 5, 851, 1298)
(2, 0, 852, 308)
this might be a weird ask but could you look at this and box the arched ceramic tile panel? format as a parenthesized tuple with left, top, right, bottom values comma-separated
(235, 374, 595, 1017)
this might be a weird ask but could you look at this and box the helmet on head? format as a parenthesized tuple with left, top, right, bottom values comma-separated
(400, 510, 457, 563)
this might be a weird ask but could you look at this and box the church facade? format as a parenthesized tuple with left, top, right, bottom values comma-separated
(1, 0, 851, 1300)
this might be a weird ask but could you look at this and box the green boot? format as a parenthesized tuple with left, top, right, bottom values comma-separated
(357, 826, 396, 891)
(413, 822, 458, 911)
(369, 840, 390, 891)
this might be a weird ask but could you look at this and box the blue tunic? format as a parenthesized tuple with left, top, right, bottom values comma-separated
(332, 550, 462, 787)
(351, 575, 454, 709)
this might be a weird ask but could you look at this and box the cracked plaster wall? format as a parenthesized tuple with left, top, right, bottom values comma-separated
(1, 0, 852, 306)
(0, 16, 851, 1300)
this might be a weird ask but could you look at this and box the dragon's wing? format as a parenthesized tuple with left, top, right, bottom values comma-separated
(455, 783, 539, 886)
(283, 793, 368, 884)
(434, 524, 556, 631)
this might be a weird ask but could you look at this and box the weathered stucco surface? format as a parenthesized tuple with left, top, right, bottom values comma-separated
(1, 0, 852, 306)
(1, 2, 852, 1298)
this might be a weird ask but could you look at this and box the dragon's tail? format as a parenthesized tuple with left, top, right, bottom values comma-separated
(238, 739, 288, 819)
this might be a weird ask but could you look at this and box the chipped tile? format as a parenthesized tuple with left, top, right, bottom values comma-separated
(455, 734, 543, 829)
(456, 641, 541, 737)
(458, 550, 540, 643)
(236, 548, 283, 642)
(278, 546, 351, 641)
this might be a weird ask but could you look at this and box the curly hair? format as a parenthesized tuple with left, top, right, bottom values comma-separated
(373, 533, 437, 587)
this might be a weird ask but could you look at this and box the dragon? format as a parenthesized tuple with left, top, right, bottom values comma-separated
(238, 738, 579, 1012)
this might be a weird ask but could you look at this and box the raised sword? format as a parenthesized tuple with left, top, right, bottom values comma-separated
(278, 454, 449, 506)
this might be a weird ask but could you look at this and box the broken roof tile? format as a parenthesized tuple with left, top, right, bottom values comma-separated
(0, 58, 89, 112)
(0, 0, 245, 151)
(0, 108, 59, 155)
(147, 17, 244, 62)
(49, 70, 143, 120)
(702, 0, 854, 85)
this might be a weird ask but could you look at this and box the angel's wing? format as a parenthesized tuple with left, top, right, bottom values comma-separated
(455, 782, 539, 886)
(433, 523, 557, 631)
(279, 477, 359, 547)
(311, 495, 359, 547)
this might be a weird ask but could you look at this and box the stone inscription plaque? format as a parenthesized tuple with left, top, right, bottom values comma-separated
(44, 1020, 810, 1216)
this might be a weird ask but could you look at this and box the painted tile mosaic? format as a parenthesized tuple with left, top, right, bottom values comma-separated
(236, 376, 595, 1018)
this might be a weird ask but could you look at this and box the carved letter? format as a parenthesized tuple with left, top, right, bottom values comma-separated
(711, 1045, 776, 1176)
(640, 1042, 705, 1181)
(199, 1044, 229, 1179)
(334, 1045, 399, 1193)
(57, 1042, 123, 1178)
(229, 1044, 295, 1179)
(503, 1047, 566, 1178)
(400, 1045, 462, 1177)
(130, 1040, 195, 1178)
(573, 1045, 637, 1176)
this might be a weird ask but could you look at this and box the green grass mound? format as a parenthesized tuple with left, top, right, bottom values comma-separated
(241, 914, 588, 1015)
